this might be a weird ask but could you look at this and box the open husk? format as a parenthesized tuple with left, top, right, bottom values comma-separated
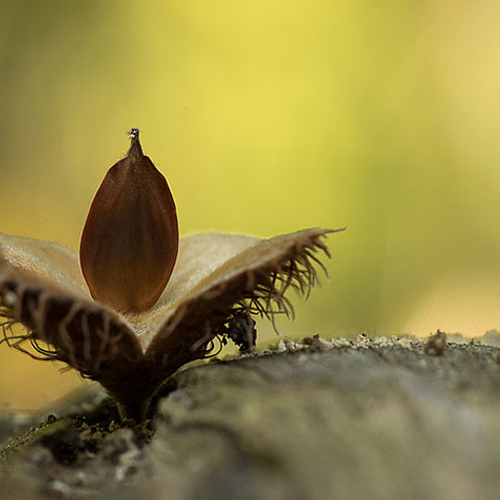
(0, 228, 340, 420)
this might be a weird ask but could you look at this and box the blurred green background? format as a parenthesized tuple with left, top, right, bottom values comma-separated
(2, 0, 500, 410)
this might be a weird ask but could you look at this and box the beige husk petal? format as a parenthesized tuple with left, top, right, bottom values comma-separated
(0, 234, 90, 298)
(141, 228, 335, 345)
(0, 234, 141, 374)
(142, 227, 338, 370)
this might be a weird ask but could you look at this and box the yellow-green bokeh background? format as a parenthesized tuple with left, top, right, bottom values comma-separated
(2, 0, 500, 410)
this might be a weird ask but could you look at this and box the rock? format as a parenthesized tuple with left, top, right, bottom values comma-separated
(2, 336, 500, 499)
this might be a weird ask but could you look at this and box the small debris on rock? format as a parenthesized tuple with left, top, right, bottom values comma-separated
(425, 330, 447, 356)
(332, 337, 352, 348)
(302, 334, 333, 352)
(269, 337, 305, 353)
(351, 333, 371, 349)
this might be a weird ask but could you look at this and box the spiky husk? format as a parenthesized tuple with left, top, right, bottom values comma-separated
(0, 228, 340, 421)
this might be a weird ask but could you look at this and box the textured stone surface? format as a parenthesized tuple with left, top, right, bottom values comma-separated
(2, 335, 500, 499)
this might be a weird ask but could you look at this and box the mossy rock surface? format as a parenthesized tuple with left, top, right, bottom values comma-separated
(2, 335, 500, 500)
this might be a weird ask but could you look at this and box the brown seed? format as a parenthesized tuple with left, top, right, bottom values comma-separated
(80, 129, 178, 312)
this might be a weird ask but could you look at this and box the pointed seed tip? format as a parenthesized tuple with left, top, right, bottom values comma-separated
(128, 127, 140, 139)
(128, 128, 143, 156)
